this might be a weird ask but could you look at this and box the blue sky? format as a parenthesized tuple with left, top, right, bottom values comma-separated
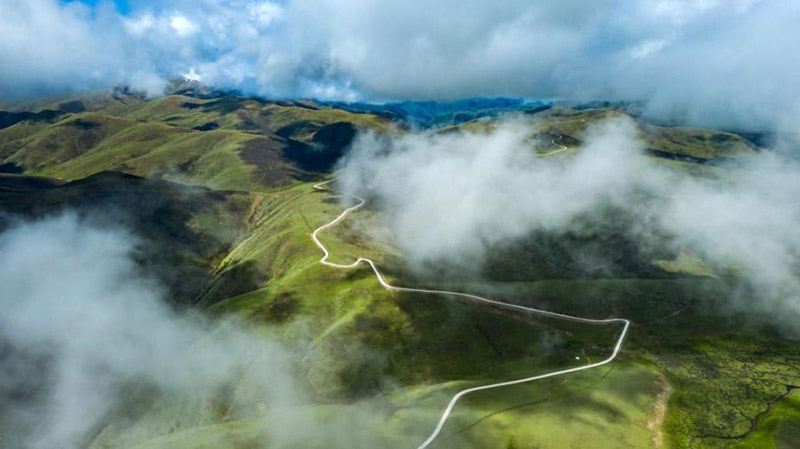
(63, 0, 130, 14)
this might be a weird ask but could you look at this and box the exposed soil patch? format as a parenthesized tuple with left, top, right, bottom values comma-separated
(648, 375, 673, 449)
(264, 293, 299, 322)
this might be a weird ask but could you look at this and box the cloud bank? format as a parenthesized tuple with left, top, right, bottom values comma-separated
(339, 117, 800, 331)
(1, 0, 800, 131)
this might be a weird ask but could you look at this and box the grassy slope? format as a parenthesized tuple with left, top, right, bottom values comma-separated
(2, 96, 794, 448)
(89, 181, 661, 449)
(0, 172, 261, 307)
(535, 108, 756, 159)
(442, 107, 756, 162)
(276, 147, 794, 448)
(418, 279, 800, 449)
(0, 95, 391, 191)
(10, 168, 790, 449)
(83, 155, 795, 448)
(1, 96, 752, 195)
(120, 363, 660, 449)
(416, 269, 800, 448)
(206, 183, 620, 388)
(729, 390, 800, 449)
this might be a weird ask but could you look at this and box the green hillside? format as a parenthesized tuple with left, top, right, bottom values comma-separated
(0, 93, 796, 449)
(438, 106, 757, 164)
(533, 107, 757, 159)
(0, 171, 262, 307)
(0, 93, 392, 191)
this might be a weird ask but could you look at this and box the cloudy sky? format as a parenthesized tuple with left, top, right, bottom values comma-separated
(1, 0, 799, 130)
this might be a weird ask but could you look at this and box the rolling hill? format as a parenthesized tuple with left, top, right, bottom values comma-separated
(1, 90, 796, 449)
(0, 90, 391, 192)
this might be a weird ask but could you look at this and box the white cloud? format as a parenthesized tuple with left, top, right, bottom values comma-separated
(182, 67, 202, 81)
(651, 0, 720, 24)
(0, 213, 437, 448)
(169, 13, 198, 36)
(1, 0, 799, 132)
(627, 37, 672, 59)
(0, 214, 302, 449)
(123, 12, 155, 35)
(340, 117, 649, 264)
(128, 69, 167, 96)
(250, 1, 283, 28)
(340, 116, 800, 331)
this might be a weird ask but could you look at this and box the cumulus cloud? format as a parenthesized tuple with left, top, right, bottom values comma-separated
(1, 0, 799, 131)
(339, 116, 800, 330)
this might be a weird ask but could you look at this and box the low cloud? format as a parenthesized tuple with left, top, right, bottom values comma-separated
(340, 116, 800, 331)
(0, 213, 300, 448)
(0, 212, 436, 448)
(340, 117, 651, 264)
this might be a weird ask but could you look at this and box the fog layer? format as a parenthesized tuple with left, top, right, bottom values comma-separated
(0, 214, 299, 448)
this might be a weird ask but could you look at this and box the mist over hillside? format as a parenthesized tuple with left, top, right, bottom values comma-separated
(1, 83, 798, 449)
(340, 116, 800, 334)
(0, 214, 299, 449)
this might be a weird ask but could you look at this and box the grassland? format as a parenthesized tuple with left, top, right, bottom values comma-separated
(1, 94, 754, 196)
(106, 362, 660, 449)
(0, 94, 391, 191)
(533, 108, 757, 160)
(1, 93, 796, 448)
(0, 171, 261, 307)
(4, 168, 796, 449)
(287, 182, 798, 448)
(6, 170, 791, 449)
(730, 390, 800, 449)
(439, 107, 757, 163)
(61, 179, 661, 449)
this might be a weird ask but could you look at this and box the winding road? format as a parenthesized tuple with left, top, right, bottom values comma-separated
(537, 136, 570, 157)
(311, 138, 630, 449)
